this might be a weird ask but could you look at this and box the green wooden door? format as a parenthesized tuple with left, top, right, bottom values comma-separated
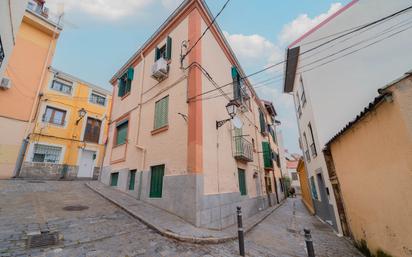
(238, 168, 247, 196)
(149, 165, 165, 198)
(110, 172, 119, 186)
(129, 170, 136, 190)
(262, 141, 273, 168)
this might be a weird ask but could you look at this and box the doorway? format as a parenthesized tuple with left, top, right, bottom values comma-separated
(78, 150, 96, 178)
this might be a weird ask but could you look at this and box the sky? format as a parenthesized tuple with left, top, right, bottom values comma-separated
(47, 0, 351, 154)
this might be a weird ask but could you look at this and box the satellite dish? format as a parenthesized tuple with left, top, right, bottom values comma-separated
(232, 116, 243, 129)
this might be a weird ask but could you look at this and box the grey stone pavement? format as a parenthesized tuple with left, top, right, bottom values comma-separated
(0, 180, 363, 257)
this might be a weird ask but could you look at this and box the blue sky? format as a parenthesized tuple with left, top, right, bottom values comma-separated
(48, 0, 350, 154)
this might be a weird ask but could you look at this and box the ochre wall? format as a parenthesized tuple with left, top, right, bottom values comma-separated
(330, 80, 412, 257)
(297, 159, 315, 214)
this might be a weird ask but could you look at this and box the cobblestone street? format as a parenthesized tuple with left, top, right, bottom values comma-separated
(0, 180, 362, 257)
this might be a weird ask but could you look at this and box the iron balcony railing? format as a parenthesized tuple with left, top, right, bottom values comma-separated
(233, 136, 253, 162)
(310, 143, 317, 157)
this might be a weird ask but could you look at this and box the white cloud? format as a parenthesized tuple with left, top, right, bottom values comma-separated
(161, 0, 184, 10)
(279, 3, 343, 45)
(223, 31, 283, 66)
(47, 0, 155, 20)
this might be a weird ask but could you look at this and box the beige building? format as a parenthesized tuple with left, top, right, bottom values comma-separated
(324, 70, 412, 257)
(102, 0, 285, 229)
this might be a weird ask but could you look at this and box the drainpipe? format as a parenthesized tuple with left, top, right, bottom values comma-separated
(135, 53, 146, 199)
(14, 14, 62, 177)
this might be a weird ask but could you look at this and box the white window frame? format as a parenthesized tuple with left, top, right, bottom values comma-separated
(39, 103, 70, 129)
(49, 76, 74, 96)
(26, 142, 66, 164)
(89, 90, 107, 106)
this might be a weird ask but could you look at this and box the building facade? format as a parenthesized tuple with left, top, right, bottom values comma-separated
(0, 0, 28, 79)
(285, 153, 301, 194)
(283, 0, 412, 234)
(297, 158, 315, 214)
(19, 68, 111, 180)
(101, 0, 284, 229)
(325, 71, 412, 257)
(0, 0, 62, 179)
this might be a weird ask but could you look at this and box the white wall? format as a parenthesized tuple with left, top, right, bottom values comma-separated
(0, 0, 27, 79)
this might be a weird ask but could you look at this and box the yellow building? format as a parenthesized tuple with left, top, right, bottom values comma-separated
(19, 68, 111, 179)
(0, 0, 62, 178)
(297, 158, 315, 214)
(325, 71, 412, 257)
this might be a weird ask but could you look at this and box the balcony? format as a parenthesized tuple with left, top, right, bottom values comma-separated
(233, 136, 253, 162)
(27, 1, 49, 18)
(310, 143, 317, 157)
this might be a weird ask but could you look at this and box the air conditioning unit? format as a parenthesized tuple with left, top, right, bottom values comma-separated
(151, 57, 169, 81)
(0, 77, 12, 90)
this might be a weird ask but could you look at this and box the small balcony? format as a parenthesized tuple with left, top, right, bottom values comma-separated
(27, 1, 49, 18)
(310, 143, 317, 157)
(233, 136, 253, 162)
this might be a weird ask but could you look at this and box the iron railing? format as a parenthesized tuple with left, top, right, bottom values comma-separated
(233, 136, 253, 162)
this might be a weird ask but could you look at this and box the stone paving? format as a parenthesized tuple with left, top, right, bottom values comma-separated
(0, 180, 363, 257)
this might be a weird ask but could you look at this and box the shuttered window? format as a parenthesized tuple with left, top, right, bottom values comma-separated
(238, 168, 247, 196)
(154, 96, 169, 130)
(259, 110, 266, 134)
(155, 36, 172, 61)
(231, 66, 241, 101)
(116, 120, 128, 145)
(149, 165, 165, 198)
(84, 117, 101, 143)
(262, 141, 273, 169)
(129, 170, 136, 190)
(118, 67, 134, 97)
(110, 172, 119, 186)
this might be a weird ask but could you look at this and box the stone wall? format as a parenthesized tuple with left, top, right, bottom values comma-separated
(20, 162, 100, 180)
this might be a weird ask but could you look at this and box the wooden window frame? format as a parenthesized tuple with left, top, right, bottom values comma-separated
(84, 117, 102, 144)
(43, 106, 67, 126)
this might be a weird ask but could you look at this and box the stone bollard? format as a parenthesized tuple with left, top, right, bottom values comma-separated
(237, 206, 245, 256)
(304, 228, 315, 257)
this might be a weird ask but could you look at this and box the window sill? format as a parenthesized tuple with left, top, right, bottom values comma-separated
(151, 125, 169, 135)
(120, 92, 131, 100)
(113, 142, 127, 148)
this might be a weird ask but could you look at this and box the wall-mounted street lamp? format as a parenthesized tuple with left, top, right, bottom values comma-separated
(216, 100, 238, 129)
(75, 108, 87, 125)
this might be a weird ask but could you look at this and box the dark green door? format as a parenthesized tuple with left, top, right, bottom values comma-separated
(149, 165, 165, 198)
(238, 168, 247, 196)
(110, 172, 119, 186)
(129, 170, 136, 190)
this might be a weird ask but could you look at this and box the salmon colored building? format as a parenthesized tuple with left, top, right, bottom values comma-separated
(19, 68, 111, 180)
(102, 0, 285, 229)
(0, 0, 62, 178)
(324, 71, 412, 257)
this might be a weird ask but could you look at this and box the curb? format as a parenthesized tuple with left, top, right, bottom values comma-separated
(86, 182, 285, 244)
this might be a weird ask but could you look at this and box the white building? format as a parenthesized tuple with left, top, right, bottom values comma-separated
(283, 0, 412, 235)
(0, 0, 28, 80)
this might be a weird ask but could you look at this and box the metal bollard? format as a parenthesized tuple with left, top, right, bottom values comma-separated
(237, 206, 245, 256)
(304, 228, 315, 257)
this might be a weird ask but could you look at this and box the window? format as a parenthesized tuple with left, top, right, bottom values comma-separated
(110, 172, 119, 187)
(155, 36, 172, 61)
(279, 178, 284, 192)
(303, 132, 310, 162)
(238, 168, 247, 196)
(231, 66, 242, 101)
(300, 77, 307, 106)
(129, 170, 136, 190)
(308, 123, 317, 157)
(154, 96, 169, 130)
(296, 92, 302, 118)
(259, 109, 266, 134)
(90, 92, 106, 106)
(149, 165, 165, 198)
(262, 141, 273, 169)
(118, 67, 134, 98)
(115, 120, 128, 145)
(265, 176, 272, 193)
(32, 144, 62, 163)
(84, 117, 101, 143)
(43, 106, 66, 125)
(291, 172, 298, 181)
(270, 126, 277, 144)
(51, 78, 73, 94)
(0, 36, 4, 68)
(310, 176, 318, 200)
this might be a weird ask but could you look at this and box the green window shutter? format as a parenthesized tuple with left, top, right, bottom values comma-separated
(116, 121, 128, 145)
(238, 169, 247, 196)
(129, 170, 136, 190)
(110, 172, 119, 186)
(259, 110, 266, 133)
(154, 96, 169, 129)
(155, 47, 160, 61)
(231, 66, 241, 100)
(166, 36, 172, 60)
(150, 165, 165, 198)
(127, 67, 134, 80)
(262, 141, 273, 168)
